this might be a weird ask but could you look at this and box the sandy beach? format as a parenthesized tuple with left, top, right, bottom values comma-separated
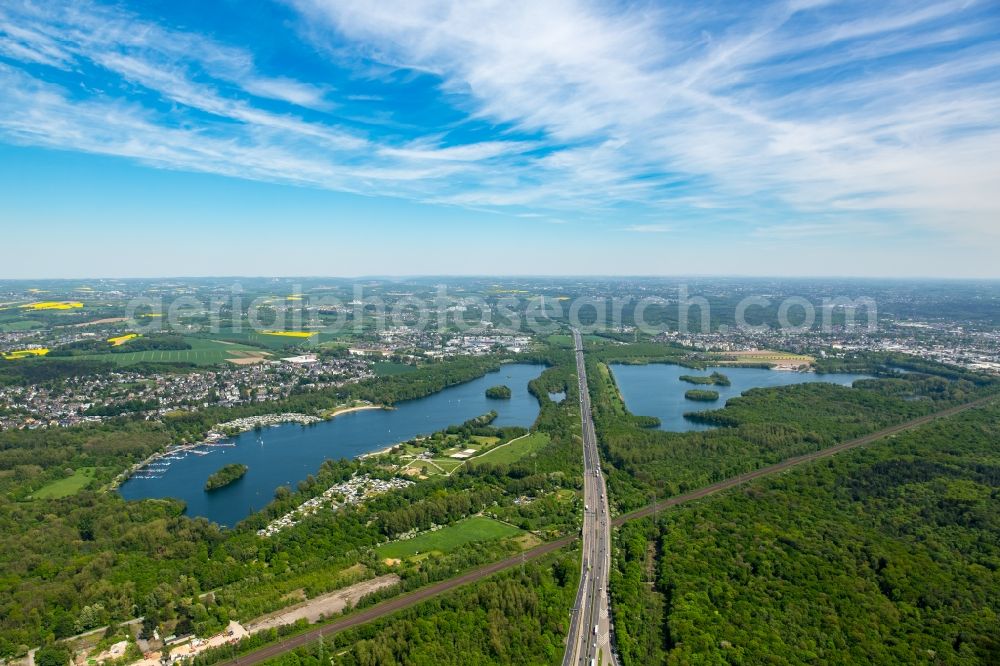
(325, 404, 387, 419)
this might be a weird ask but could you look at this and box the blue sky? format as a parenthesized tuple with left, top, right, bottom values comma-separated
(0, 0, 998, 278)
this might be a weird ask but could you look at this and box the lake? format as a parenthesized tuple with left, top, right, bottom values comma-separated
(119, 363, 544, 526)
(610, 364, 872, 432)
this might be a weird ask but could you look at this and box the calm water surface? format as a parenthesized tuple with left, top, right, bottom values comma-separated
(610, 364, 872, 432)
(119, 363, 544, 526)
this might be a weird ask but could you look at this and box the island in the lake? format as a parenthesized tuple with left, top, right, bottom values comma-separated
(684, 389, 720, 402)
(204, 463, 248, 491)
(485, 385, 512, 399)
(679, 371, 731, 386)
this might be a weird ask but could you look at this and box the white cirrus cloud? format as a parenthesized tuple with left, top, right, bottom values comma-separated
(0, 0, 997, 251)
(291, 0, 1000, 240)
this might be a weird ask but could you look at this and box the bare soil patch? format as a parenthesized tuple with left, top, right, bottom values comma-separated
(227, 351, 272, 365)
(246, 574, 401, 633)
(69, 317, 129, 327)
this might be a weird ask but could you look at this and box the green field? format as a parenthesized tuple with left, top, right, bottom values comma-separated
(472, 432, 550, 465)
(59, 338, 265, 366)
(546, 334, 574, 347)
(405, 460, 444, 477)
(31, 468, 99, 499)
(210, 329, 313, 349)
(373, 361, 417, 376)
(428, 458, 466, 473)
(376, 516, 523, 559)
(0, 320, 43, 332)
(546, 333, 602, 347)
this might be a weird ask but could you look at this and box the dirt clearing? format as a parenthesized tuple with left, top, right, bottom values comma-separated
(246, 574, 401, 633)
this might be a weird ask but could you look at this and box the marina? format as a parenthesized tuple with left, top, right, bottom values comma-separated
(119, 363, 545, 526)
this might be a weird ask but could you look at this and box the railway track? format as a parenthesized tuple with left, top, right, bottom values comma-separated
(220, 393, 995, 666)
(613, 393, 996, 527)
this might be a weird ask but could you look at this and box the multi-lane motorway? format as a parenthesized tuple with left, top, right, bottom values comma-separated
(213, 363, 993, 666)
(563, 328, 617, 666)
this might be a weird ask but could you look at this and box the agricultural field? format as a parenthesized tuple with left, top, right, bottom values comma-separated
(260, 330, 316, 338)
(19, 301, 83, 310)
(2, 348, 49, 360)
(375, 516, 524, 560)
(471, 432, 551, 465)
(30, 467, 99, 499)
(61, 338, 268, 366)
(0, 319, 42, 332)
(208, 329, 312, 349)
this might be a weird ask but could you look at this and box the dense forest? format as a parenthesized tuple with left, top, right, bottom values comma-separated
(584, 338, 999, 512)
(204, 464, 248, 491)
(249, 550, 580, 666)
(0, 358, 117, 386)
(0, 350, 583, 658)
(610, 401, 1000, 664)
(485, 384, 512, 399)
(679, 371, 730, 386)
(3, 332, 998, 664)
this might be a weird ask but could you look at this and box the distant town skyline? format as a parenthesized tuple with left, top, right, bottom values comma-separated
(1, 1, 998, 278)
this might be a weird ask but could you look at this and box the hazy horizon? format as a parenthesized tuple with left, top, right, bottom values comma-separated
(4, 272, 1000, 282)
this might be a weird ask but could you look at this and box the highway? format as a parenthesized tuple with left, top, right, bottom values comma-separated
(563, 328, 617, 666)
(218, 388, 994, 666)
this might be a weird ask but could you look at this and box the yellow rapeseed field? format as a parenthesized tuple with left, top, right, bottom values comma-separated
(261, 330, 316, 338)
(108, 333, 140, 346)
(3, 348, 50, 360)
(20, 301, 83, 310)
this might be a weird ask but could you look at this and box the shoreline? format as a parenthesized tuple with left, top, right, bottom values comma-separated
(111, 406, 390, 490)
(357, 443, 397, 459)
(324, 404, 389, 419)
